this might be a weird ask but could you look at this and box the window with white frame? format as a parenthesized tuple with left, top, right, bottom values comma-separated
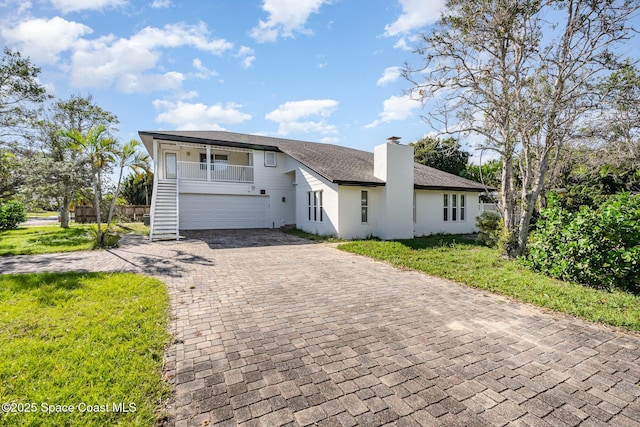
(307, 190, 323, 222)
(361, 190, 369, 223)
(264, 151, 277, 167)
(443, 193, 466, 222)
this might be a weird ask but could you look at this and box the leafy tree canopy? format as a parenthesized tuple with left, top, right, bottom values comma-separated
(410, 136, 469, 176)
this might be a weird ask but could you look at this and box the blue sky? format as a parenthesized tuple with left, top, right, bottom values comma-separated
(0, 0, 446, 156)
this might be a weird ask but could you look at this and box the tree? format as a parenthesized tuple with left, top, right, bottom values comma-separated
(404, 0, 639, 257)
(462, 159, 502, 190)
(0, 47, 49, 144)
(64, 125, 117, 246)
(24, 95, 119, 227)
(105, 139, 149, 228)
(410, 136, 469, 175)
(0, 151, 26, 200)
(121, 170, 153, 205)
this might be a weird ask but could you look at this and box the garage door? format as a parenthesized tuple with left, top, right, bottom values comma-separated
(180, 194, 269, 230)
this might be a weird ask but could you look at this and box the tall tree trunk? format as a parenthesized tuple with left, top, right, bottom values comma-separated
(106, 164, 123, 234)
(93, 170, 102, 245)
(60, 193, 71, 228)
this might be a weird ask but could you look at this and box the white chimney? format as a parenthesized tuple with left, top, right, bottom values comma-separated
(374, 137, 414, 240)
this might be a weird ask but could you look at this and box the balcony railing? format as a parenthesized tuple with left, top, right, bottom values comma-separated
(178, 161, 254, 183)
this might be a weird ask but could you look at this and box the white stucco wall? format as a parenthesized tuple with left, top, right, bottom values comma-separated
(337, 186, 382, 239)
(414, 190, 481, 236)
(294, 167, 339, 236)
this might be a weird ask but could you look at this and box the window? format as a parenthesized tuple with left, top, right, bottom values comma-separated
(443, 194, 449, 221)
(307, 190, 323, 222)
(443, 193, 467, 222)
(361, 190, 368, 223)
(265, 151, 277, 167)
(452, 194, 457, 222)
(213, 154, 228, 170)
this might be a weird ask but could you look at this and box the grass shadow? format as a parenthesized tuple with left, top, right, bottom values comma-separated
(396, 234, 480, 250)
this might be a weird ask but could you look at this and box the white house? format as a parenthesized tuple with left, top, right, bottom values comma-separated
(138, 130, 489, 241)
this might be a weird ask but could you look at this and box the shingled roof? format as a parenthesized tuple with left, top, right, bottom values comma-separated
(139, 130, 488, 191)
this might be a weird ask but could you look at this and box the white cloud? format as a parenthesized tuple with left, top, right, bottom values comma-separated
(1, 17, 92, 64)
(377, 66, 402, 86)
(266, 99, 338, 136)
(250, 0, 330, 43)
(236, 46, 256, 69)
(119, 71, 184, 93)
(153, 100, 252, 130)
(150, 0, 171, 8)
(50, 0, 127, 13)
(69, 22, 233, 91)
(365, 95, 420, 128)
(384, 0, 444, 37)
(192, 58, 217, 79)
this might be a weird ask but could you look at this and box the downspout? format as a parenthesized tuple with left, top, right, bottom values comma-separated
(149, 139, 159, 241)
(175, 163, 180, 240)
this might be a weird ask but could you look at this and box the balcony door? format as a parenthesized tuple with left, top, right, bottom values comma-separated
(165, 152, 177, 179)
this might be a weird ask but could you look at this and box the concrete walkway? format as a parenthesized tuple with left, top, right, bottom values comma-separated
(1, 230, 639, 426)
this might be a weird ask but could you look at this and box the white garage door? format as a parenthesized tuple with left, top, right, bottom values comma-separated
(180, 194, 269, 230)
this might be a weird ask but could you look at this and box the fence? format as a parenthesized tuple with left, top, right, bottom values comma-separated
(74, 205, 150, 223)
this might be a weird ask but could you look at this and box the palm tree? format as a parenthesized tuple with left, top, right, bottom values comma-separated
(105, 139, 150, 232)
(63, 125, 117, 246)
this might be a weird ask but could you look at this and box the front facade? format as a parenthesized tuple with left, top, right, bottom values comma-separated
(139, 131, 487, 240)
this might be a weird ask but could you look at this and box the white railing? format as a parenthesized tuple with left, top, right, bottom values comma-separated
(479, 202, 498, 213)
(178, 161, 254, 183)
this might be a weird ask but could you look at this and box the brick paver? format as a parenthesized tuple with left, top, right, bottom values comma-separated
(1, 229, 639, 426)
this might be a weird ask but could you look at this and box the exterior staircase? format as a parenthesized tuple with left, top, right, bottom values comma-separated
(150, 179, 179, 241)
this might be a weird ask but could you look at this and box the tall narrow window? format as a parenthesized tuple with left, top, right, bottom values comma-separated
(460, 194, 466, 221)
(361, 190, 368, 223)
(452, 194, 458, 221)
(313, 191, 318, 221)
(443, 194, 449, 221)
(307, 190, 323, 222)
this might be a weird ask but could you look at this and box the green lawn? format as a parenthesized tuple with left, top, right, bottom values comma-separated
(0, 225, 94, 256)
(0, 272, 170, 426)
(0, 223, 150, 256)
(338, 235, 640, 331)
(25, 211, 59, 218)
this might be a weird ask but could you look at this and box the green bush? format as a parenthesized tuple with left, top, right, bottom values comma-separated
(476, 211, 502, 247)
(0, 200, 27, 230)
(527, 193, 640, 294)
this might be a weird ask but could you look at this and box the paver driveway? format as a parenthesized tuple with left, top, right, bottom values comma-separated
(1, 230, 639, 426)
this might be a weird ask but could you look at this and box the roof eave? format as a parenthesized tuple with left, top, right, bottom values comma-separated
(138, 131, 281, 153)
(414, 184, 490, 192)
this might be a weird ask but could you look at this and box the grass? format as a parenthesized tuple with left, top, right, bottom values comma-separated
(338, 235, 640, 331)
(0, 272, 170, 427)
(25, 211, 59, 218)
(284, 228, 343, 242)
(0, 223, 150, 256)
(0, 225, 94, 256)
(115, 222, 150, 236)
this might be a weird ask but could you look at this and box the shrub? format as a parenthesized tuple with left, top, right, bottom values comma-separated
(0, 200, 27, 230)
(87, 224, 120, 249)
(527, 193, 640, 294)
(476, 211, 502, 247)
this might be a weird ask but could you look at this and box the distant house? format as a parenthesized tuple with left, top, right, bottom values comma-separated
(139, 131, 488, 241)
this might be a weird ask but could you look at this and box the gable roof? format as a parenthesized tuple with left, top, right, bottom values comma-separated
(139, 130, 489, 191)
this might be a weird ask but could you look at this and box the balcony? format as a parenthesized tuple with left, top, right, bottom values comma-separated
(178, 161, 254, 183)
